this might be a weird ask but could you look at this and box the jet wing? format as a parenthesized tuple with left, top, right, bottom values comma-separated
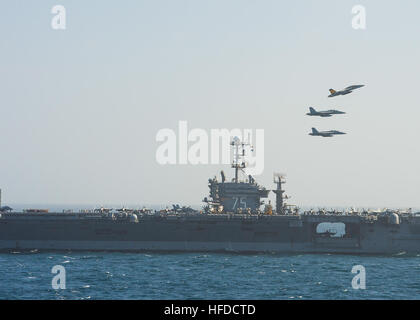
(320, 132, 333, 137)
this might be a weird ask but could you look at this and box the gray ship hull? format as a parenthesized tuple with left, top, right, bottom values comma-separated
(1, 213, 420, 254)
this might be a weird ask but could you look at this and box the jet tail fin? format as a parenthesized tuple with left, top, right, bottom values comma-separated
(309, 107, 316, 114)
(329, 89, 336, 94)
(311, 128, 319, 134)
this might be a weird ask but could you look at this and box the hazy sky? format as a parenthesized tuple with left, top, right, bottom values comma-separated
(1, 0, 419, 208)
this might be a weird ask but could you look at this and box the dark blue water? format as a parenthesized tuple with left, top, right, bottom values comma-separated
(1, 251, 420, 300)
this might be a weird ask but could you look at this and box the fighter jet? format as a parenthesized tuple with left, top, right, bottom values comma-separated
(309, 128, 346, 137)
(306, 107, 346, 117)
(172, 204, 197, 214)
(328, 85, 364, 97)
(0, 206, 12, 212)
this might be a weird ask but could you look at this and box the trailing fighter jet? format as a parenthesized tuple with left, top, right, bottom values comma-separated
(306, 107, 346, 117)
(309, 128, 346, 137)
(328, 85, 364, 97)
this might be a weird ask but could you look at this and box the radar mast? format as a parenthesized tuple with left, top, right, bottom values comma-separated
(273, 173, 287, 214)
(231, 136, 253, 183)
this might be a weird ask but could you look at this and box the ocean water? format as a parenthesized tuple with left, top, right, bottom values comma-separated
(1, 251, 420, 300)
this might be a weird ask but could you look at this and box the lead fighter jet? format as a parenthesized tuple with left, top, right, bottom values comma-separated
(309, 128, 346, 137)
(306, 107, 346, 117)
(328, 85, 364, 97)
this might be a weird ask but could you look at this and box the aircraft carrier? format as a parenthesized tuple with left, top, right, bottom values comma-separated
(0, 140, 419, 254)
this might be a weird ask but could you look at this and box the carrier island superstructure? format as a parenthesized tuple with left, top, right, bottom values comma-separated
(1, 140, 420, 254)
